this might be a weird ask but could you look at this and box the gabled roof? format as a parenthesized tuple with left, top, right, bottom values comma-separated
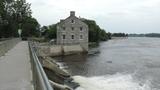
(57, 11, 88, 27)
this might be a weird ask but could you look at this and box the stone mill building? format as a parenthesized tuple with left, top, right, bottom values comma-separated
(56, 11, 88, 51)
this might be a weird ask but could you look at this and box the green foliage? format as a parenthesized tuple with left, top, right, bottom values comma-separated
(112, 33, 128, 37)
(21, 17, 40, 37)
(83, 19, 111, 42)
(41, 24, 57, 39)
(0, 0, 39, 38)
(0, 0, 4, 16)
(100, 29, 111, 41)
(128, 33, 160, 37)
(83, 19, 100, 42)
(145, 33, 160, 37)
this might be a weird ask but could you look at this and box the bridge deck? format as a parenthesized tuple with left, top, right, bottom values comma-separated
(0, 41, 34, 90)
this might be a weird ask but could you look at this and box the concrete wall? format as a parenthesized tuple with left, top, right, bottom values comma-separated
(63, 45, 83, 55)
(0, 38, 20, 56)
(50, 45, 84, 56)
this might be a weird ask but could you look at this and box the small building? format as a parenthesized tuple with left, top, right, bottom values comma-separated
(56, 11, 88, 51)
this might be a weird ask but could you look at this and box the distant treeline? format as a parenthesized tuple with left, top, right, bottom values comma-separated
(145, 33, 160, 37)
(111, 33, 128, 37)
(128, 33, 160, 37)
(41, 19, 112, 42)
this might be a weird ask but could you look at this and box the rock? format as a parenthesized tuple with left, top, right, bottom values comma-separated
(64, 80, 80, 89)
(42, 57, 71, 77)
(88, 48, 100, 56)
(49, 80, 73, 90)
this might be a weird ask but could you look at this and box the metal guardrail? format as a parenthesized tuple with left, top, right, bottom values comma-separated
(0, 38, 20, 57)
(28, 41, 53, 90)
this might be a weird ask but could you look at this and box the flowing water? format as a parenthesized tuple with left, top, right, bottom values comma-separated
(54, 37, 160, 90)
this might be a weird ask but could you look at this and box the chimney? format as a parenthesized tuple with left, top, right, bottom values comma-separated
(70, 11, 75, 16)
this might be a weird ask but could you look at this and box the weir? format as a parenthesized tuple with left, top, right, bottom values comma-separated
(28, 41, 53, 90)
(29, 41, 75, 90)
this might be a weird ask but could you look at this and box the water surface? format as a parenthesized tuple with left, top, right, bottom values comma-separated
(55, 37, 160, 90)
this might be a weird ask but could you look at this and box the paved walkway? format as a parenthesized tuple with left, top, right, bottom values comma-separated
(0, 41, 34, 90)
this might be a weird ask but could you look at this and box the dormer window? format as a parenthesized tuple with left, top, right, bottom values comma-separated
(71, 20, 74, 23)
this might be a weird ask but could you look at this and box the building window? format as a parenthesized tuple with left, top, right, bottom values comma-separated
(71, 27, 74, 31)
(80, 35, 83, 39)
(63, 27, 65, 30)
(80, 27, 83, 31)
(71, 35, 74, 39)
(62, 35, 65, 39)
(71, 20, 74, 23)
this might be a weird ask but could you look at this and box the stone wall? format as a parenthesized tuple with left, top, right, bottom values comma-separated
(56, 11, 88, 51)
(38, 44, 85, 57)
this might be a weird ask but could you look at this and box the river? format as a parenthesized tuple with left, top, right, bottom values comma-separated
(54, 37, 160, 90)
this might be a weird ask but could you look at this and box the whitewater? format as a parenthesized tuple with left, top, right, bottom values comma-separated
(73, 73, 152, 90)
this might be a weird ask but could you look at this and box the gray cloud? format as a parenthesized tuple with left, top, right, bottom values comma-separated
(27, 0, 160, 33)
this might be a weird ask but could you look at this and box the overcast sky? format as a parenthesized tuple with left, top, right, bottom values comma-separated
(27, 0, 160, 33)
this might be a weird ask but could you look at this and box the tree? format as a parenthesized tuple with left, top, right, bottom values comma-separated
(0, 0, 38, 38)
(21, 17, 40, 37)
(112, 33, 128, 37)
(83, 19, 110, 42)
(100, 29, 111, 41)
(0, 0, 15, 37)
(83, 19, 100, 42)
(41, 24, 57, 39)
